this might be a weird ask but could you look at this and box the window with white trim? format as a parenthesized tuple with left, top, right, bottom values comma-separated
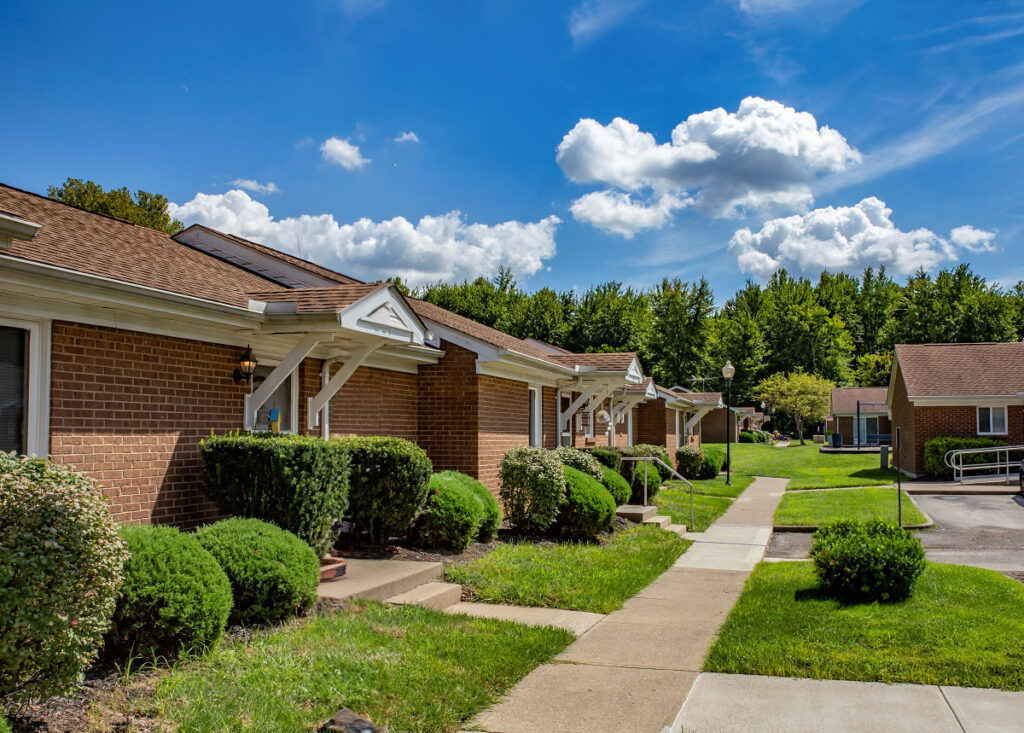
(528, 386, 542, 446)
(978, 406, 1007, 435)
(0, 325, 28, 453)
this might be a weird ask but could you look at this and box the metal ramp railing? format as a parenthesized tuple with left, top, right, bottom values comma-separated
(620, 456, 695, 529)
(944, 444, 1024, 485)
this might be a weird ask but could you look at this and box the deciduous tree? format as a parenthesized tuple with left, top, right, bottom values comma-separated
(756, 371, 834, 445)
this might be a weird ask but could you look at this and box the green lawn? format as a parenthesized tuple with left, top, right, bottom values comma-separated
(124, 601, 571, 733)
(445, 525, 690, 613)
(705, 562, 1024, 690)
(774, 487, 928, 527)
(705, 442, 896, 490)
(664, 473, 754, 498)
(656, 489, 733, 532)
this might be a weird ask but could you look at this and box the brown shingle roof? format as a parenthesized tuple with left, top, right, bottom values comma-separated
(683, 391, 722, 404)
(248, 284, 386, 313)
(181, 224, 362, 286)
(895, 342, 1024, 397)
(548, 352, 638, 371)
(831, 386, 890, 414)
(0, 184, 284, 308)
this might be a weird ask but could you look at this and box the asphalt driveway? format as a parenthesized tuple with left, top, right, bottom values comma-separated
(767, 493, 1024, 578)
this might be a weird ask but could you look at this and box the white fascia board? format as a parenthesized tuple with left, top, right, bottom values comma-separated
(832, 410, 891, 417)
(626, 356, 645, 384)
(421, 320, 504, 362)
(338, 285, 427, 345)
(477, 359, 564, 388)
(0, 213, 41, 249)
(909, 395, 1024, 407)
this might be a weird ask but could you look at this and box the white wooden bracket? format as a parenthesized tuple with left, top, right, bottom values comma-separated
(244, 333, 327, 430)
(307, 339, 386, 429)
(684, 405, 713, 435)
(559, 384, 600, 433)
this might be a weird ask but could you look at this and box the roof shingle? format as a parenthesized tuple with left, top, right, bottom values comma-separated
(831, 386, 890, 414)
(248, 284, 386, 313)
(896, 342, 1024, 397)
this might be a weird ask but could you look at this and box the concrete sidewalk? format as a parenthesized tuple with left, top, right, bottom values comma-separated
(469, 476, 788, 733)
(678, 673, 1024, 733)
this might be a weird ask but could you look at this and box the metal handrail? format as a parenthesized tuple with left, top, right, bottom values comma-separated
(620, 455, 694, 529)
(943, 444, 1024, 485)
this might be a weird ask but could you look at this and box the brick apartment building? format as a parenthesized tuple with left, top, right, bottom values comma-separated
(889, 342, 1024, 477)
(825, 386, 891, 446)
(0, 183, 710, 526)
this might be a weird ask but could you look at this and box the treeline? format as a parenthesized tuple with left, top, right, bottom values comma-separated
(406, 264, 1024, 405)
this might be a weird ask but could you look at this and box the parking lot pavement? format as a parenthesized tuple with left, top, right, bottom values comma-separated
(766, 494, 1024, 578)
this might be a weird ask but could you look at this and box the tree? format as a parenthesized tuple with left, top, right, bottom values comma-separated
(756, 371, 834, 445)
(707, 305, 767, 404)
(643, 277, 714, 387)
(856, 267, 901, 355)
(853, 352, 892, 387)
(564, 282, 650, 354)
(48, 178, 183, 234)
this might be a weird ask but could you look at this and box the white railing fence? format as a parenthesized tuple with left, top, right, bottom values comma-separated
(944, 445, 1024, 485)
(620, 455, 695, 529)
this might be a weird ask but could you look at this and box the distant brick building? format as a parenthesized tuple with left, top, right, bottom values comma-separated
(0, 183, 714, 526)
(889, 343, 1024, 477)
(826, 387, 892, 446)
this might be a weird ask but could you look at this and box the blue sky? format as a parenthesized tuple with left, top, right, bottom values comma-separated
(4, 0, 1024, 299)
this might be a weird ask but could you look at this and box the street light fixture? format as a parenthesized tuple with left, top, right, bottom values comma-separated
(723, 360, 735, 486)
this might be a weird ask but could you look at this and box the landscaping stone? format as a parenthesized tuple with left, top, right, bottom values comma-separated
(320, 708, 379, 733)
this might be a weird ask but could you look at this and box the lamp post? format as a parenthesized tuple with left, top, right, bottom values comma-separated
(723, 360, 735, 486)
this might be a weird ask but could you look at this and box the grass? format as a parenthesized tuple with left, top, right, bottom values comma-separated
(120, 601, 572, 733)
(445, 525, 690, 613)
(664, 473, 754, 498)
(774, 487, 928, 527)
(705, 442, 896, 490)
(656, 489, 733, 532)
(705, 562, 1024, 690)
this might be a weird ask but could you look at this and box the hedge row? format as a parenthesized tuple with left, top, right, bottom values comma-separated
(674, 444, 727, 480)
(922, 436, 1009, 479)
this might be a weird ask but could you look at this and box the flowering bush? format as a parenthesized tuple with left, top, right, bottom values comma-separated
(554, 446, 604, 482)
(0, 454, 127, 704)
(499, 446, 566, 534)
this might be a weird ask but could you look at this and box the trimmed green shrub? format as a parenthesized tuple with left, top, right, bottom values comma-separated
(499, 446, 567, 534)
(585, 446, 622, 473)
(0, 715, 10, 733)
(554, 446, 604, 482)
(630, 443, 672, 467)
(675, 445, 705, 479)
(413, 472, 485, 550)
(0, 454, 127, 704)
(107, 525, 231, 660)
(462, 474, 502, 542)
(738, 430, 756, 443)
(195, 518, 318, 625)
(923, 436, 1009, 479)
(600, 465, 631, 505)
(200, 432, 350, 556)
(554, 467, 616, 540)
(810, 519, 926, 603)
(341, 436, 433, 545)
(698, 445, 727, 479)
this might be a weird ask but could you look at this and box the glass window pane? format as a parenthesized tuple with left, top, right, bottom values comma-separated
(993, 407, 1006, 433)
(979, 407, 991, 433)
(528, 389, 537, 445)
(0, 326, 27, 453)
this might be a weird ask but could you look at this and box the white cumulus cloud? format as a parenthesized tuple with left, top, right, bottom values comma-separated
(558, 97, 861, 235)
(569, 191, 690, 238)
(229, 178, 280, 194)
(727, 197, 995, 278)
(321, 137, 371, 169)
(168, 190, 560, 287)
(392, 131, 420, 144)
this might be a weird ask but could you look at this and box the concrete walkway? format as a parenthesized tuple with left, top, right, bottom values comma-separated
(469, 476, 787, 733)
(679, 673, 1024, 733)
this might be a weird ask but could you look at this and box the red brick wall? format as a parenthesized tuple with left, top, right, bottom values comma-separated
(476, 375, 531, 490)
(326, 364, 418, 441)
(890, 365, 917, 474)
(701, 408, 738, 443)
(543, 386, 558, 449)
(49, 322, 247, 527)
(417, 341, 478, 478)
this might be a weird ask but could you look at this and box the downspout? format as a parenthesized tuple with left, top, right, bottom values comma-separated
(320, 357, 342, 439)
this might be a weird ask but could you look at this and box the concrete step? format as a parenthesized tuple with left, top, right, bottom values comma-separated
(617, 504, 657, 522)
(666, 523, 687, 536)
(317, 558, 444, 603)
(387, 581, 463, 610)
(643, 515, 672, 529)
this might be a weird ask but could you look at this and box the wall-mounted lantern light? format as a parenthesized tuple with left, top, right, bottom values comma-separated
(233, 345, 258, 384)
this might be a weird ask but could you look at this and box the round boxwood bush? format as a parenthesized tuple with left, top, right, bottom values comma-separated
(698, 445, 727, 479)
(600, 465, 631, 506)
(106, 525, 232, 659)
(585, 446, 622, 473)
(810, 519, 926, 603)
(195, 518, 318, 624)
(675, 445, 704, 479)
(463, 475, 502, 542)
(0, 454, 128, 704)
(341, 436, 433, 545)
(554, 446, 604, 482)
(499, 446, 567, 534)
(554, 467, 616, 540)
(413, 472, 485, 550)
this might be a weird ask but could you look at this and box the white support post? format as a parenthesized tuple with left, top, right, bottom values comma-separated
(307, 339, 385, 429)
(558, 384, 600, 433)
(684, 406, 712, 436)
(244, 333, 326, 430)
